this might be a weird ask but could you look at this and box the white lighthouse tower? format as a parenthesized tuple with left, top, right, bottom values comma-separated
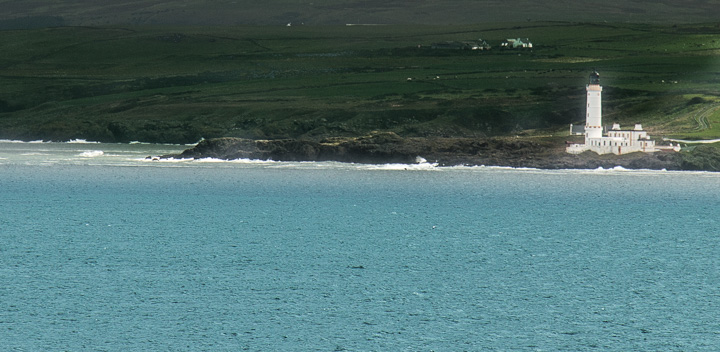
(566, 70, 672, 155)
(585, 70, 603, 142)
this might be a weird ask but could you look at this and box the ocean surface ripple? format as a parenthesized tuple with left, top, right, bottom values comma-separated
(1, 142, 719, 351)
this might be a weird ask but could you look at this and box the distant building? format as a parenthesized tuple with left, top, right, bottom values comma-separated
(501, 38, 532, 48)
(566, 70, 680, 155)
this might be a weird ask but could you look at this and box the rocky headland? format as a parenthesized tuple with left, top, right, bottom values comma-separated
(171, 132, 720, 171)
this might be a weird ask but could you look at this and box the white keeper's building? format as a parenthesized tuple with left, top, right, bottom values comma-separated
(566, 71, 679, 155)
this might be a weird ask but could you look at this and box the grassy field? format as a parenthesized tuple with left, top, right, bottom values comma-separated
(3, 0, 720, 27)
(1, 22, 719, 143)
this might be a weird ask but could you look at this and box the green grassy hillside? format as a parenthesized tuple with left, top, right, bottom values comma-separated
(2, 0, 720, 27)
(1, 22, 719, 143)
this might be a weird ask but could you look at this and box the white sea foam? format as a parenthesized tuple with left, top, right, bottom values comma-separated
(488, 165, 538, 171)
(593, 166, 628, 172)
(130, 140, 194, 147)
(590, 165, 653, 173)
(67, 139, 100, 144)
(194, 157, 227, 163)
(141, 157, 194, 163)
(0, 139, 48, 143)
(182, 157, 277, 164)
(193, 157, 262, 163)
(79, 150, 104, 157)
(228, 158, 278, 164)
(362, 162, 439, 171)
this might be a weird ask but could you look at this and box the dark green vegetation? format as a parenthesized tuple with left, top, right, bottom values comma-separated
(1, 22, 720, 143)
(3, 0, 720, 27)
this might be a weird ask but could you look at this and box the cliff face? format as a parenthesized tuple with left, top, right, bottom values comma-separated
(174, 133, 717, 171)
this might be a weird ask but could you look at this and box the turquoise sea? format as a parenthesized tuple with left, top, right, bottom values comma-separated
(1, 141, 719, 351)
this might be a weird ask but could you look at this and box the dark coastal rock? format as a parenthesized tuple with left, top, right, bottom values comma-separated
(172, 132, 720, 171)
(177, 132, 424, 164)
(178, 137, 263, 160)
(544, 151, 684, 171)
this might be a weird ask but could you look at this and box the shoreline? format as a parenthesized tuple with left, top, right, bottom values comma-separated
(170, 133, 720, 172)
(4, 135, 720, 172)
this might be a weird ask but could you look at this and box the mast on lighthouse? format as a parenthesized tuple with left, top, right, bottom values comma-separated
(585, 70, 603, 143)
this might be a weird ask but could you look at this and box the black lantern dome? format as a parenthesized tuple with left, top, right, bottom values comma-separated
(589, 70, 600, 85)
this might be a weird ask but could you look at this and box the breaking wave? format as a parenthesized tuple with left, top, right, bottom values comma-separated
(67, 139, 100, 144)
(79, 150, 105, 158)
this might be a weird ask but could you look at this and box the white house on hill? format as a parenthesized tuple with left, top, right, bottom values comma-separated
(501, 38, 532, 48)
